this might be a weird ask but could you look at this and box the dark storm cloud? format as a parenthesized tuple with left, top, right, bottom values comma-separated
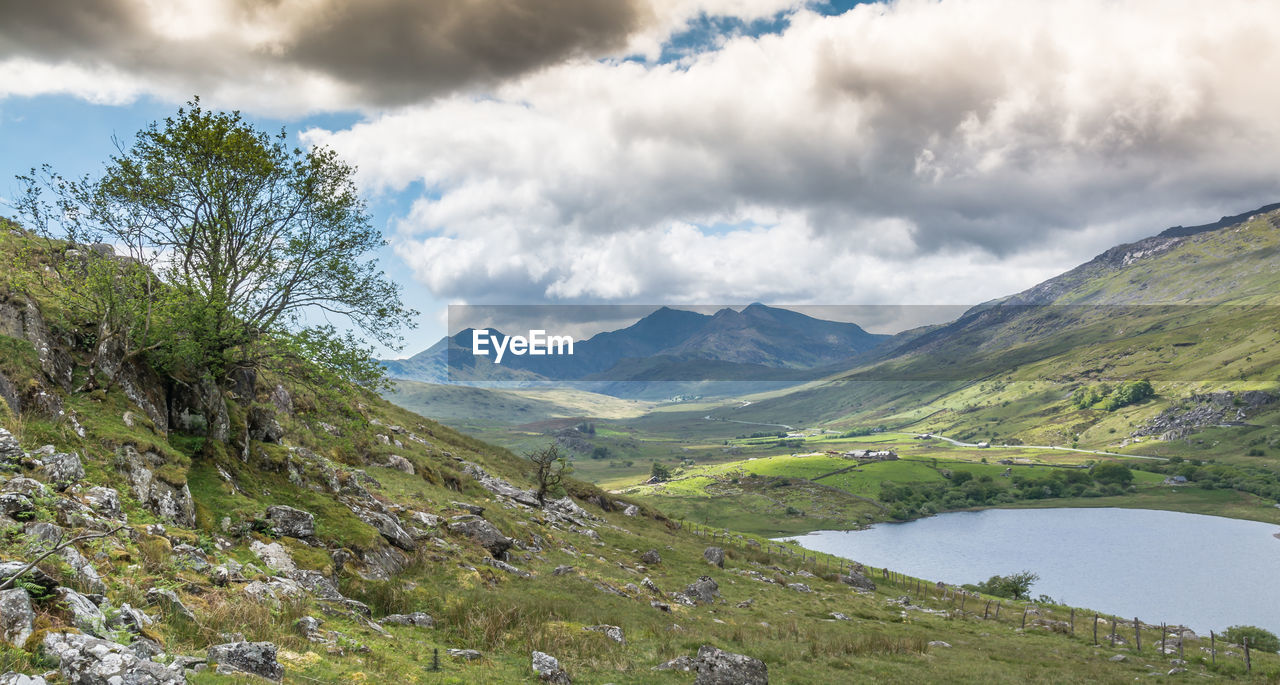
(0, 0, 648, 106)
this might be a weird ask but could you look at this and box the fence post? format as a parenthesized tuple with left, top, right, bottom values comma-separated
(1109, 618, 1116, 648)
(1160, 624, 1165, 656)
(1021, 607, 1028, 630)
(1245, 637, 1251, 673)
(1210, 631, 1215, 665)
(1069, 608, 1075, 636)
(1134, 618, 1141, 653)
(1093, 615, 1098, 646)
(1178, 632, 1183, 662)
(983, 600, 991, 619)
(995, 602, 1001, 620)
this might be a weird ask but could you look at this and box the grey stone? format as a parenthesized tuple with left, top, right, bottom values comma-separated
(685, 576, 720, 605)
(623, 504, 640, 517)
(0, 562, 56, 594)
(703, 547, 725, 568)
(57, 588, 106, 635)
(0, 494, 33, 520)
(0, 429, 22, 462)
(0, 672, 48, 685)
(0, 589, 34, 648)
(207, 641, 282, 682)
(531, 651, 570, 684)
(653, 655, 697, 671)
(82, 487, 122, 519)
(294, 616, 323, 638)
(838, 572, 877, 591)
(552, 565, 575, 576)
(39, 452, 84, 488)
(264, 505, 314, 539)
(694, 645, 768, 684)
(584, 625, 625, 644)
(249, 540, 297, 574)
(1109, 654, 1127, 662)
(383, 455, 415, 474)
(640, 550, 662, 565)
(382, 612, 434, 627)
(790, 583, 812, 593)
(116, 446, 195, 526)
(146, 588, 196, 622)
(447, 515, 513, 558)
(42, 632, 183, 685)
(247, 406, 284, 444)
(447, 649, 482, 660)
(351, 506, 416, 551)
(61, 546, 106, 594)
(928, 640, 951, 648)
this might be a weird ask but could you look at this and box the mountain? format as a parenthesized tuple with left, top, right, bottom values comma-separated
(381, 304, 890, 387)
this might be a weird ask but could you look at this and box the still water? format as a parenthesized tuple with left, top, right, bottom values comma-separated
(786, 507, 1280, 635)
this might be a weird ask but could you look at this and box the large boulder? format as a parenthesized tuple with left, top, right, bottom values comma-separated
(247, 405, 285, 444)
(531, 651, 570, 684)
(0, 589, 34, 648)
(42, 632, 183, 685)
(207, 641, 282, 682)
(0, 672, 48, 685)
(703, 547, 725, 568)
(447, 515, 512, 558)
(838, 572, 877, 592)
(116, 446, 195, 526)
(685, 576, 720, 605)
(57, 588, 106, 635)
(381, 612, 434, 627)
(640, 550, 662, 565)
(350, 507, 416, 551)
(82, 487, 122, 520)
(0, 429, 22, 462)
(0, 562, 57, 595)
(265, 505, 315, 539)
(38, 452, 84, 488)
(0, 494, 33, 521)
(250, 541, 297, 574)
(694, 645, 768, 685)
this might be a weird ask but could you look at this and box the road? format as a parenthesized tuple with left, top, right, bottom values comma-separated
(900, 432, 1168, 462)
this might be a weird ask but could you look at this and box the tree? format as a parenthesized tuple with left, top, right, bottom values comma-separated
(971, 571, 1039, 600)
(16, 98, 414, 392)
(528, 444, 569, 505)
(1091, 462, 1133, 485)
(1223, 626, 1280, 653)
(650, 461, 672, 482)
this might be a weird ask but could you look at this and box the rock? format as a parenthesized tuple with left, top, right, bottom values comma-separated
(0, 589, 34, 648)
(381, 612, 434, 627)
(545, 497, 598, 524)
(207, 641, 283, 682)
(0, 494, 33, 521)
(287, 570, 344, 600)
(451, 501, 485, 516)
(247, 406, 285, 443)
(295, 616, 324, 638)
(269, 384, 293, 415)
(146, 588, 196, 622)
(383, 455, 415, 474)
(409, 511, 441, 528)
(640, 550, 662, 565)
(39, 452, 84, 488)
(552, 565, 575, 576)
(0, 673, 48, 685)
(790, 583, 811, 593)
(838, 572, 877, 592)
(693, 645, 768, 685)
(0, 562, 56, 594)
(1, 478, 44, 497)
(57, 588, 106, 635)
(703, 547, 725, 568)
(531, 651, 571, 684)
(685, 576, 720, 605)
(42, 632, 183, 685)
(650, 600, 671, 612)
(250, 540, 297, 574)
(82, 487, 122, 519)
(1168, 667, 1186, 675)
(447, 515, 513, 558)
(483, 557, 531, 577)
(623, 504, 640, 517)
(1109, 654, 1127, 662)
(265, 505, 315, 539)
(107, 603, 154, 636)
(457, 462, 541, 507)
(351, 506, 416, 551)
(653, 655, 697, 671)
(738, 599, 755, 609)
(929, 641, 951, 648)
(447, 649, 482, 660)
(0, 429, 22, 462)
(172, 544, 210, 571)
(584, 625, 625, 644)
(115, 446, 195, 526)
(61, 546, 106, 594)
(165, 656, 206, 674)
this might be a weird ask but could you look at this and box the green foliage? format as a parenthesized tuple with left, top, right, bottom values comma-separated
(16, 98, 414, 390)
(1223, 625, 1280, 653)
(650, 461, 672, 482)
(527, 444, 569, 505)
(1090, 462, 1134, 485)
(1071, 380, 1154, 411)
(968, 571, 1039, 600)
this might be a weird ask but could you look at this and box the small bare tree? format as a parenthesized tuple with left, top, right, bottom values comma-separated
(528, 444, 569, 506)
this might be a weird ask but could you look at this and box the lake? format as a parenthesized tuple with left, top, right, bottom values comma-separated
(785, 507, 1280, 635)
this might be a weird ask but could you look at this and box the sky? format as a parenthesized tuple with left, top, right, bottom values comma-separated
(3, 0, 1280, 357)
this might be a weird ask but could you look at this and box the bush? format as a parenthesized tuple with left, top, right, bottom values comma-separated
(969, 571, 1039, 599)
(1222, 625, 1280, 653)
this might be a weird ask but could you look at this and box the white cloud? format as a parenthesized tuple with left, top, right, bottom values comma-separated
(300, 0, 1280, 307)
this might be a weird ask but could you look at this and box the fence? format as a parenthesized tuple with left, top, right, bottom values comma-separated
(677, 520, 1253, 674)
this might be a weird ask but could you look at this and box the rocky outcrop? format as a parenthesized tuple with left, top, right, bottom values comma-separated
(703, 547, 725, 568)
(247, 406, 285, 444)
(838, 572, 877, 591)
(94, 334, 168, 435)
(82, 487, 122, 520)
(0, 429, 22, 462)
(116, 446, 195, 526)
(207, 641, 282, 682)
(250, 541, 297, 574)
(0, 672, 47, 685)
(38, 451, 84, 488)
(381, 612, 434, 627)
(0, 589, 34, 648)
(640, 550, 662, 565)
(459, 461, 540, 506)
(382, 455, 415, 474)
(168, 376, 229, 442)
(349, 505, 416, 551)
(693, 645, 768, 685)
(42, 632, 183, 685)
(265, 505, 315, 539)
(0, 562, 57, 595)
(532, 651, 570, 684)
(684, 576, 720, 605)
(584, 624, 624, 644)
(1134, 391, 1275, 440)
(447, 515, 512, 558)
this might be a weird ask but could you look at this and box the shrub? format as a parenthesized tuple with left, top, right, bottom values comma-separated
(1222, 625, 1280, 653)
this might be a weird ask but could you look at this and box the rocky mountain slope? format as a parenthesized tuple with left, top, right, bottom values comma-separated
(1, 220, 1277, 684)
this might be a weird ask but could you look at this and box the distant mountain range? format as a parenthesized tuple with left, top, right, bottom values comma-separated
(380, 303, 890, 386)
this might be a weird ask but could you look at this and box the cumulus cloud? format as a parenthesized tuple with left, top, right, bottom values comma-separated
(0, 0, 801, 112)
(300, 0, 1280, 307)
